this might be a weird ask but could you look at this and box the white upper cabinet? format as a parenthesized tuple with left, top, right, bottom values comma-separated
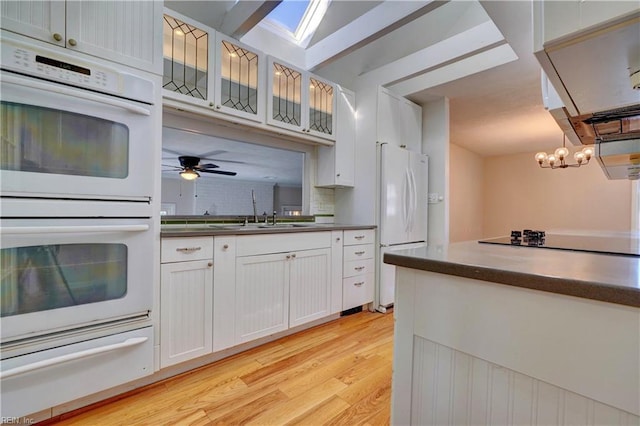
(162, 10, 265, 122)
(376, 87, 422, 152)
(213, 33, 265, 122)
(317, 86, 356, 188)
(1, 0, 162, 74)
(267, 57, 336, 140)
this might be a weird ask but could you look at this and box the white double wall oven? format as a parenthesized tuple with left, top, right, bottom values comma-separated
(0, 32, 158, 418)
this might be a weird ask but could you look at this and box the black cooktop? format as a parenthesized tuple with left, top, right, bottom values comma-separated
(479, 233, 640, 257)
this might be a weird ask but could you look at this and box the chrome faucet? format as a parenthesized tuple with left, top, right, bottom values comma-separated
(251, 189, 257, 223)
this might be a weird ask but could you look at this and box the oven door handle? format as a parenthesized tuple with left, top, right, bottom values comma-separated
(1, 224, 149, 234)
(2, 74, 151, 116)
(0, 337, 148, 380)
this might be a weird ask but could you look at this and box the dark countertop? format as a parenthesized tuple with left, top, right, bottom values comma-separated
(383, 240, 640, 308)
(161, 223, 376, 237)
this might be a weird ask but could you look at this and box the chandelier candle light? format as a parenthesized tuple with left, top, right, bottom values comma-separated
(535, 134, 594, 169)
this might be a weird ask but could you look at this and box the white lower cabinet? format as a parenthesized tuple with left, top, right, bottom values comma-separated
(234, 232, 333, 343)
(160, 237, 214, 368)
(289, 247, 331, 328)
(235, 252, 290, 343)
(342, 229, 376, 310)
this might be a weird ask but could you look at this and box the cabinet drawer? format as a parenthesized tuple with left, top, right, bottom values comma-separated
(343, 273, 374, 311)
(343, 258, 375, 278)
(343, 229, 375, 246)
(344, 243, 375, 261)
(235, 231, 331, 257)
(1, 326, 153, 418)
(161, 237, 213, 263)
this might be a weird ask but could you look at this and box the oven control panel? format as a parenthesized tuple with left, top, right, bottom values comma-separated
(1, 39, 120, 94)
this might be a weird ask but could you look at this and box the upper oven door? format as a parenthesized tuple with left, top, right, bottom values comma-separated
(0, 71, 154, 202)
(0, 217, 153, 343)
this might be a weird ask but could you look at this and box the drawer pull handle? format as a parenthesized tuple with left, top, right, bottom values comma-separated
(354, 281, 364, 287)
(355, 251, 365, 255)
(176, 247, 201, 253)
(0, 337, 148, 380)
(354, 235, 365, 240)
(355, 266, 365, 271)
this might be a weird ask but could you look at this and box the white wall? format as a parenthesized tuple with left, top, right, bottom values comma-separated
(162, 176, 275, 216)
(449, 149, 633, 240)
(482, 152, 632, 238)
(423, 97, 450, 246)
(449, 143, 484, 242)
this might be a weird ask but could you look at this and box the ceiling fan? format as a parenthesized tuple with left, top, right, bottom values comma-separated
(163, 155, 237, 180)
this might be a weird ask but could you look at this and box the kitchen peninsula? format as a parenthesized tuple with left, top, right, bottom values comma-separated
(384, 241, 640, 425)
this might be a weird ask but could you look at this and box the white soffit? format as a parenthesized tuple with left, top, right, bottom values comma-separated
(356, 20, 505, 88)
(304, 0, 444, 70)
(389, 43, 518, 97)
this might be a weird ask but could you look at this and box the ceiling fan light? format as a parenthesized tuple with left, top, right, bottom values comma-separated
(180, 169, 200, 180)
(582, 146, 594, 160)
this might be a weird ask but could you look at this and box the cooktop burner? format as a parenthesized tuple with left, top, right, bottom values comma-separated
(479, 232, 640, 257)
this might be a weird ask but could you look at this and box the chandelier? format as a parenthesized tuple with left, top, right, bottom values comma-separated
(535, 134, 594, 169)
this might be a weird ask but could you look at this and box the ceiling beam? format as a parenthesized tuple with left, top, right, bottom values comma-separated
(388, 43, 518, 97)
(355, 20, 506, 89)
(305, 0, 449, 71)
(221, 1, 281, 39)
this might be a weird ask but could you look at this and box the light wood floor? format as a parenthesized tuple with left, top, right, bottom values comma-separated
(50, 311, 394, 426)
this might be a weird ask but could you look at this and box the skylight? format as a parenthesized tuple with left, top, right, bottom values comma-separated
(267, 0, 310, 33)
(261, 0, 330, 48)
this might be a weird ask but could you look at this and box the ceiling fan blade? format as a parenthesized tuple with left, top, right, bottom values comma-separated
(199, 149, 227, 158)
(201, 157, 247, 165)
(200, 169, 237, 176)
(162, 164, 182, 170)
(195, 163, 220, 169)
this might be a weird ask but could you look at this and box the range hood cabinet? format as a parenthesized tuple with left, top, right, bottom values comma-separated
(537, 10, 640, 180)
(596, 136, 640, 180)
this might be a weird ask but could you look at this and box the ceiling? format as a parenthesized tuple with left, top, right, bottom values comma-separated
(162, 0, 567, 180)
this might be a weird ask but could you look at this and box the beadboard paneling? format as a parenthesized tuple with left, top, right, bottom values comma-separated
(410, 336, 640, 426)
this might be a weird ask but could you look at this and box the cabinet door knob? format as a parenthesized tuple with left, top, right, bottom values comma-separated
(207, 262, 213, 267)
(223, 244, 229, 249)
(336, 237, 341, 242)
(336, 173, 340, 177)
(286, 255, 291, 259)
(53, 33, 63, 42)
(209, 102, 215, 107)
(291, 253, 296, 258)
(216, 105, 221, 109)
(68, 38, 77, 46)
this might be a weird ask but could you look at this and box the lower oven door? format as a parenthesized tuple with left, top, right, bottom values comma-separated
(0, 217, 153, 342)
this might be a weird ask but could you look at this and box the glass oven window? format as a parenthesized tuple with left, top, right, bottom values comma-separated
(0, 101, 129, 178)
(1, 244, 127, 317)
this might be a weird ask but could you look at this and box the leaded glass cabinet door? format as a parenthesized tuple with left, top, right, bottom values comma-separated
(266, 57, 306, 133)
(162, 11, 213, 108)
(214, 34, 265, 122)
(306, 75, 336, 140)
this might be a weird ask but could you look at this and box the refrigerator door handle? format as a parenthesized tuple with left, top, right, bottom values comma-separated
(403, 169, 411, 232)
(409, 168, 418, 232)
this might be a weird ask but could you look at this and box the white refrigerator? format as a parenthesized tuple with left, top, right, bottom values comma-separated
(377, 143, 428, 311)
